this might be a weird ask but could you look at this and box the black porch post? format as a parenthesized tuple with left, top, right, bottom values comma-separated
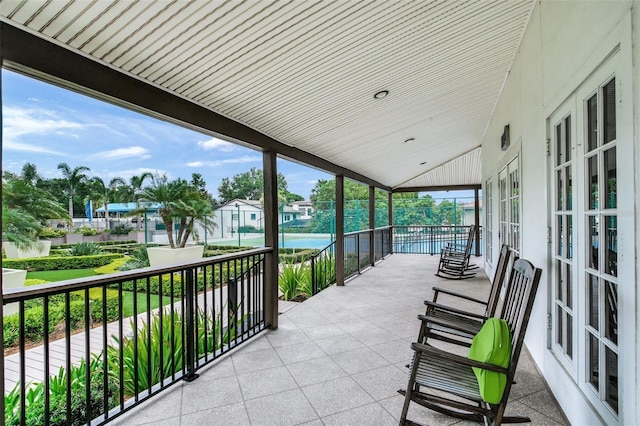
(369, 186, 375, 266)
(336, 175, 345, 286)
(263, 151, 279, 329)
(388, 192, 394, 254)
(474, 187, 481, 257)
(0, 41, 5, 414)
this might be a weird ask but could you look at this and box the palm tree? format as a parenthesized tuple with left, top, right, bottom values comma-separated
(129, 172, 153, 229)
(20, 162, 40, 186)
(2, 176, 70, 247)
(89, 176, 126, 229)
(137, 174, 215, 248)
(57, 162, 90, 219)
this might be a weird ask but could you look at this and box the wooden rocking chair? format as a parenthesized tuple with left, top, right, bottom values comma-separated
(419, 245, 513, 347)
(399, 258, 542, 425)
(435, 225, 479, 280)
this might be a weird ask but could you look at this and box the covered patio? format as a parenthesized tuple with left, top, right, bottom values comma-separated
(2, 1, 638, 425)
(113, 255, 565, 426)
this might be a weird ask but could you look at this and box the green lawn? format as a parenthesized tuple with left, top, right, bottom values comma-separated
(27, 268, 97, 281)
(122, 291, 176, 318)
(26, 269, 176, 318)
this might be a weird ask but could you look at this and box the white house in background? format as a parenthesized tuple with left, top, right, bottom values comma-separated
(461, 200, 483, 226)
(290, 200, 313, 219)
(210, 199, 307, 239)
(211, 199, 263, 239)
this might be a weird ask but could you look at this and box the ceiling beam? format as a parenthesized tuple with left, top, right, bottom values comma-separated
(393, 184, 481, 193)
(0, 22, 391, 192)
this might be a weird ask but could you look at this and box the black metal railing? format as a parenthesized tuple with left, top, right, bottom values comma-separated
(310, 241, 336, 295)
(392, 225, 482, 255)
(344, 227, 391, 281)
(2, 248, 269, 426)
(310, 227, 391, 294)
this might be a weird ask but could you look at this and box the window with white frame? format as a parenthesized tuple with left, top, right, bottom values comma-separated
(550, 109, 575, 365)
(498, 156, 520, 255)
(548, 63, 619, 421)
(485, 179, 493, 264)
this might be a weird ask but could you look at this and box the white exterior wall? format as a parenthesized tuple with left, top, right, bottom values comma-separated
(481, 1, 637, 425)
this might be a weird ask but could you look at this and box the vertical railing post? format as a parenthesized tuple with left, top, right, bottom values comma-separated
(356, 233, 361, 274)
(388, 192, 394, 254)
(336, 175, 345, 286)
(369, 186, 376, 266)
(183, 268, 199, 382)
(228, 277, 238, 330)
(311, 257, 317, 295)
(474, 187, 481, 256)
(263, 151, 279, 328)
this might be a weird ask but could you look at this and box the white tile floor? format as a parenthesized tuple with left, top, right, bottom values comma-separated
(113, 254, 567, 426)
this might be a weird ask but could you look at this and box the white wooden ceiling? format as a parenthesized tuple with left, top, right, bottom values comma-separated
(0, 0, 535, 190)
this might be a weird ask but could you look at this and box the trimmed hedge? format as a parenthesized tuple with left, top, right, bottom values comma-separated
(51, 240, 136, 249)
(279, 249, 318, 263)
(3, 288, 119, 348)
(2, 254, 123, 271)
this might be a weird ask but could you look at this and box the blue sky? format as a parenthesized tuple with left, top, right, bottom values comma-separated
(1, 69, 331, 200)
(2, 69, 476, 203)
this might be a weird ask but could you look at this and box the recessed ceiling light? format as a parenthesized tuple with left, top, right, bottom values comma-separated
(404, 138, 415, 144)
(374, 90, 389, 99)
(419, 161, 427, 165)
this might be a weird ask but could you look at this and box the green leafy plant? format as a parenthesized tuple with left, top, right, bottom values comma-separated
(278, 262, 311, 301)
(4, 353, 118, 426)
(110, 224, 133, 235)
(119, 245, 150, 271)
(69, 242, 104, 256)
(108, 308, 240, 396)
(76, 227, 99, 236)
(313, 255, 336, 293)
(38, 227, 66, 239)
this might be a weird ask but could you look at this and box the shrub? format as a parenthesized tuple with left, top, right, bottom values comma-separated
(278, 262, 311, 301)
(110, 223, 133, 235)
(108, 308, 241, 397)
(279, 249, 318, 263)
(3, 289, 120, 348)
(68, 242, 103, 256)
(38, 227, 66, 239)
(52, 240, 135, 249)
(313, 255, 336, 292)
(2, 254, 123, 271)
(94, 258, 129, 275)
(118, 245, 150, 271)
(238, 225, 261, 233)
(76, 226, 99, 236)
(4, 353, 118, 426)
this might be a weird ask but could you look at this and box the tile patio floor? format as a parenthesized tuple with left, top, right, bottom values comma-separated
(113, 254, 567, 426)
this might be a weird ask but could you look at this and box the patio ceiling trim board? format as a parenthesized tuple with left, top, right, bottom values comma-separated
(393, 184, 481, 193)
(0, 21, 391, 192)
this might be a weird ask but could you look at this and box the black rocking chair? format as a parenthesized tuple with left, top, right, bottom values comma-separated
(399, 258, 542, 425)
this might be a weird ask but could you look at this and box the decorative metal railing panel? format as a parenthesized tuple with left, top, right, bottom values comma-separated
(392, 225, 482, 255)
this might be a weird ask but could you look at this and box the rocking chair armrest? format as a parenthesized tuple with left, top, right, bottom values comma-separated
(410, 342, 509, 374)
(431, 287, 489, 306)
(422, 301, 489, 320)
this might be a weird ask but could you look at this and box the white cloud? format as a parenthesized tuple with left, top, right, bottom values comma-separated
(3, 106, 84, 138)
(185, 155, 261, 168)
(197, 137, 235, 152)
(86, 146, 151, 161)
(2, 106, 84, 154)
(2, 140, 67, 156)
(103, 168, 168, 181)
